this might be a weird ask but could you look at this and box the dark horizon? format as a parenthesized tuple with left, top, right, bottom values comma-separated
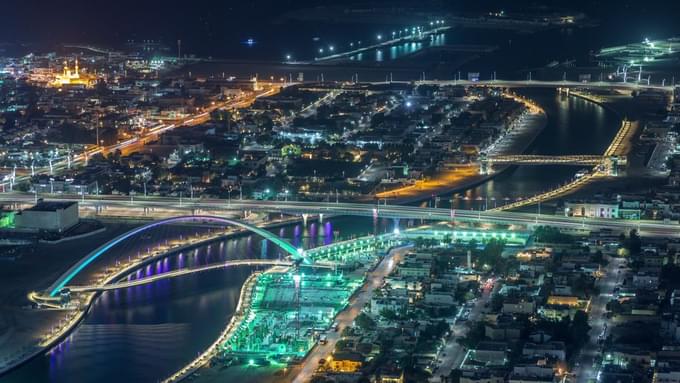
(3, 0, 680, 52)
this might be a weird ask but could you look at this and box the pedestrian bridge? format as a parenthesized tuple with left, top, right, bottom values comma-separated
(479, 154, 625, 175)
(46, 215, 307, 297)
(483, 155, 605, 166)
(65, 259, 336, 293)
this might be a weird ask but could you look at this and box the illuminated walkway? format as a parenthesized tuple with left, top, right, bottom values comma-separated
(66, 259, 335, 293)
(312, 26, 450, 62)
(483, 154, 605, 166)
(45, 215, 305, 297)
(490, 120, 635, 212)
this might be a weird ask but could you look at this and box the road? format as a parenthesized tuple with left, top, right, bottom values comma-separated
(414, 79, 673, 92)
(291, 246, 408, 383)
(1, 193, 679, 238)
(0, 85, 280, 190)
(572, 255, 625, 383)
(430, 279, 498, 381)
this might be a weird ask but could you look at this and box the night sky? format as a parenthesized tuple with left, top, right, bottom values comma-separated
(2, 0, 680, 52)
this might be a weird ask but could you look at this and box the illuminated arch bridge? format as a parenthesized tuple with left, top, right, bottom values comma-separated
(46, 215, 307, 297)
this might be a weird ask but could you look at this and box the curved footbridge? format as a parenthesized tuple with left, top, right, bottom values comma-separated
(25, 214, 347, 357)
(65, 259, 336, 293)
(44, 215, 307, 298)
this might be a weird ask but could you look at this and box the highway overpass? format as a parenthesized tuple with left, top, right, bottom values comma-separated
(413, 79, 673, 92)
(2, 193, 679, 238)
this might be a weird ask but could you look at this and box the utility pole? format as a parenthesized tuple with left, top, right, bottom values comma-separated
(293, 274, 301, 339)
(638, 65, 643, 83)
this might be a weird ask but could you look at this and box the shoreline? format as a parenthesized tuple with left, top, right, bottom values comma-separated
(0, 214, 316, 378)
(566, 89, 624, 119)
(164, 269, 268, 382)
(378, 92, 549, 205)
(178, 235, 402, 383)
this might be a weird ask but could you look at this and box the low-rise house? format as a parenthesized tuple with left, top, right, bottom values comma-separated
(470, 341, 509, 365)
(522, 341, 567, 361)
(503, 297, 536, 315)
(327, 352, 364, 373)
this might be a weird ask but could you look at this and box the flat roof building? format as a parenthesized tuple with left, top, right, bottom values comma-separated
(15, 200, 79, 232)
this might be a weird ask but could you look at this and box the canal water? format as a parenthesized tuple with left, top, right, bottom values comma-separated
(0, 87, 621, 383)
(446, 88, 621, 211)
(0, 217, 394, 383)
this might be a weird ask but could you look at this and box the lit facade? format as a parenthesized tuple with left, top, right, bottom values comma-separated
(51, 59, 96, 88)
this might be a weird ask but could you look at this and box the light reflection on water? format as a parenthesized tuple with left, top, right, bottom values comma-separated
(3, 217, 389, 383)
(3, 87, 620, 383)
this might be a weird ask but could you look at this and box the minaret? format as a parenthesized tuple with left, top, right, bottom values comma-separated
(75, 58, 79, 77)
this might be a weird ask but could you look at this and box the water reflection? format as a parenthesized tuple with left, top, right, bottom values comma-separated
(3, 217, 389, 383)
(349, 32, 445, 62)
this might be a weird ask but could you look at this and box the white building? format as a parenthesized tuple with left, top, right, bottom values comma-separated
(564, 201, 619, 219)
(15, 200, 79, 232)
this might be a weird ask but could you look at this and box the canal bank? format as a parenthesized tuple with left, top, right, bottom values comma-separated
(0, 216, 396, 383)
(0, 217, 304, 377)
(444, 87, 624, 211)
(375, 91, 548, 205)
(0, 214, 326, 380)
(177, 239, 407, 383)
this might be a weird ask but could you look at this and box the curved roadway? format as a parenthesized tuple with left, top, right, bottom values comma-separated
(2, 193, 678, 238)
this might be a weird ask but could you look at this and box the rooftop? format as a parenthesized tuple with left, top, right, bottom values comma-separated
(23, 200, 77, 212)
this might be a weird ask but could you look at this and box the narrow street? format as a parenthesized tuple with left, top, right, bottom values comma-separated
(290, 246, 410, 383)
(572, 255, 625, 383)
(430, 279, 499, 382)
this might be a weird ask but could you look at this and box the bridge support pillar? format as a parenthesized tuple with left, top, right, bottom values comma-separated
(319, 213, 324, 223)
(604, 156, 620, 176)
(393, 218, 400, 235)
(302, 213, 308, 226)
(479, 161, 490, 175)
